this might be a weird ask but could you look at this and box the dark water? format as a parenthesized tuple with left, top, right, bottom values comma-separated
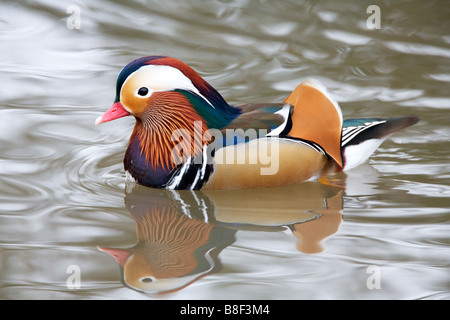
(0, 0, 449, 299)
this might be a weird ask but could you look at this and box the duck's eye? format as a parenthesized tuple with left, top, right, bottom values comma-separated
(137, 87, 149, 96)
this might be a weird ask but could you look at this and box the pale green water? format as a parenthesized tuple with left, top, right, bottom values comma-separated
(0, 0, 449, 299)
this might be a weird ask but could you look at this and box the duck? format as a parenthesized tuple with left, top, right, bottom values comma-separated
(95, 55, 419, 190)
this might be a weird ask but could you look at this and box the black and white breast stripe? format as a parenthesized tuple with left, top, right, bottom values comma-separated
(169, 189, 213, 222)
(280, 136, 327, 155)
(341, 120, 386, 147)
(163, 145, 214, 190)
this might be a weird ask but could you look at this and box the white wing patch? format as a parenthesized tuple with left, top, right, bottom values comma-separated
(265, 103, 292, 137)
(341, 120, 386, 146)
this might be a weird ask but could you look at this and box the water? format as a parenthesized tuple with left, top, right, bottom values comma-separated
(0, 0, 449, 300)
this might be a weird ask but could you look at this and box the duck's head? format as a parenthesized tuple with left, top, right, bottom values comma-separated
(96, 56, 241, 171)
(95, 55, 239, 128)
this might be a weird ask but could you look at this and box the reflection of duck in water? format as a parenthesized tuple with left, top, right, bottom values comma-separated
(208, 180, 343, 254)
(289, 180, 343, 254)
(98, 181, 344, 294)
(98, 187, 236, 294)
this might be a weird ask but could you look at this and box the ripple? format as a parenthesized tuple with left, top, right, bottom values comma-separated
(427, 73, 450, 83)
(397, 97, 450, 109)
(259, 22, 297, 37)
(64, 143, 126, 198)
(323, 30, 373, 46)
(0, 175, 52, 215)
(385, 41, 450, 59)
(400, 181, 450, 198)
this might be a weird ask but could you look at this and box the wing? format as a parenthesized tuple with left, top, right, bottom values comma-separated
(220, 103, 292, 146)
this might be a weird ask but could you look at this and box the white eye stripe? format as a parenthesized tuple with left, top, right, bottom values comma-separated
(121, 65, 214, 108)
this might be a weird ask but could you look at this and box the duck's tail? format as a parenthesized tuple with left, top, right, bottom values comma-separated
(340, 115, 419, 170)
(284, 79, 419, 171)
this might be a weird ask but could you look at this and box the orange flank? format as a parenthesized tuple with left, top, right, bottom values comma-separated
(284, 80, 343, 167)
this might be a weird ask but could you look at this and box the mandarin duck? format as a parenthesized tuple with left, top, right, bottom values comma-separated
(96, 56, 419, 190)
